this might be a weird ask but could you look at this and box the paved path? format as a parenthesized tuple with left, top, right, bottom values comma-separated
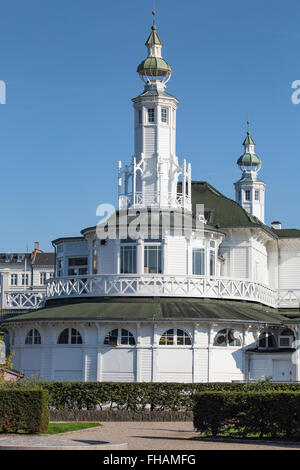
(60, 421, 300, 450)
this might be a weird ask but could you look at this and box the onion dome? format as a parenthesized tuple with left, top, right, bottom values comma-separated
(237, 122, 262, 171)
(137, 10, 172, 82)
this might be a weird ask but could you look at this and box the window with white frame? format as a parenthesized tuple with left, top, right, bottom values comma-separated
(144, 245, 161, 273)
(22, 273, 29, 286)
(57, 259, 63, 277)
(209, 249, 215, 276)
(159, 328, 191, 346)
(10, 274, 18, 286)
(279, 328, 295, 349)
(193, 249, 205, 275)
(214, 328, 242, 347)
(245, 190, 251, 201)
(68, 257, 88, 276)
(255, 190, 260, 201)
(258, 331, 276, 349)
(120, 245, 137, 274)
(40, 272, 47, 285)
(25, 329, 41, 345)
(161, 108, 168, 123)
(148, 108, 155, 123)
(104, 328, 135, 346)
(57, 328, 83, 345)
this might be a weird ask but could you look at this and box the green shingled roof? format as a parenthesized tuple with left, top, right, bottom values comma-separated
(183, 181, 271, 231)
(237, 153, 262, 167)
(137, 57, 172, 76)
(1, 297, 285, 325)
(243, 132, 256, 146)
(271, 228, 300, 238)
(145, 26, 163, 46)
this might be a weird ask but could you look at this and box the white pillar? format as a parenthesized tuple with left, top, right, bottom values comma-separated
(137, 239, 144, 274)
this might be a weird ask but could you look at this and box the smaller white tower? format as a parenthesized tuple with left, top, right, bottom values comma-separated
(118, 8, 192, 213)
(234, 122, 266, 223)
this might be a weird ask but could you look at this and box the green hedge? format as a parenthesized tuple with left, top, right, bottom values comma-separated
(41, 381, 300, 412)
(0, 389, 49, 433)
(193, 391, 300, 438)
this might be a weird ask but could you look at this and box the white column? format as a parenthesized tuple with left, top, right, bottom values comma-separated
(152, 323, 159, 382)
(0, 270, 10, 309)
(136, 323, 142, 382)
(96, 324, 102, 382)
(137, 239, 144, 274)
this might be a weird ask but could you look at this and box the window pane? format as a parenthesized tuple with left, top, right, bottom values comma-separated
(161, 108, 168, 123)
(210, 250, 215, 276)
(148, 108, 155, 123)
(144, 246, 161, 274)
(68, 258, 88, 266)
(104, 329, 118, 345)
(121, 246, 137, 274)
(193, 249, 205, 275)
(71, 328, 82, 344)
(159, 329, 174, 345)
(58, 328, 69, 344)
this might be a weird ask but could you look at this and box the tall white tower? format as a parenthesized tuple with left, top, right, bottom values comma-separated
(118, 9, 192, 212)
(234, 122, 266, 223)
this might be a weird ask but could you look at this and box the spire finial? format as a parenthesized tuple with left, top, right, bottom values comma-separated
(152, 0, 156, 28)
(247, 120, 251, 134)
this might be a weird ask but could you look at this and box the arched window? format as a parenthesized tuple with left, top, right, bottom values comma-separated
(279, 328, 295, 348)
(159, 328, 191, 346)
(57, 328, 82, 345)
(25, 329, 41, 345)
(104, 328, 135, 346)
(258, 331, 276, 349)
(214, 328, 242, 347)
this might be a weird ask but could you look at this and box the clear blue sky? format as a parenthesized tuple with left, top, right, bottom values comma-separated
(0, 0, 299, 252)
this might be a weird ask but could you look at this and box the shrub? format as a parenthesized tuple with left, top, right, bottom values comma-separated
(0, 389, 49, 433)
(39, 381, 300, 412)
(193, 391, 300, 438)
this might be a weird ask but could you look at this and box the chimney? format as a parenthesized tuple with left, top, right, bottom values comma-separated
(271, 221, 282, 230)
(34, 241, 40, 251)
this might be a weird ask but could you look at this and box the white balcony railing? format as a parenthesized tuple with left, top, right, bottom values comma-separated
(3, 291, 45, 310)
(278, 289, 300, 309)
(119, 192, 191, 210)
(45, 274, 278, 308)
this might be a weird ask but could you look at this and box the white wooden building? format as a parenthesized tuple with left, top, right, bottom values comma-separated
(3, 13, 300, 383)
(0, 242, 55, 313)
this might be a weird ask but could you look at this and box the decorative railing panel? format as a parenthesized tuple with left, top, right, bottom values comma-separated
(4, 291, 45, 310)
(46, 274, 277, 308)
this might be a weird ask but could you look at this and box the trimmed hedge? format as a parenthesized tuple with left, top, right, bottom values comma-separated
(41, 381, 300, 412)
(193, 391, 300, 438)
(0, 389, 49, 433)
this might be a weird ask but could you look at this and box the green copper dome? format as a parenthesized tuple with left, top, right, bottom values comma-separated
(137, 57, 172, 77)
(237, 153, 262, 167)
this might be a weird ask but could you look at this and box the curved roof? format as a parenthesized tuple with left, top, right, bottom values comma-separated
(137, 57, 172, 76)
(1, 297, 284, 325)
(237, 152, 262, 167)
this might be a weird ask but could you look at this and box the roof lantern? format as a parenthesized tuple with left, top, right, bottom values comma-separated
(137, 5, 172, 84)
(237, 121, 262, 172)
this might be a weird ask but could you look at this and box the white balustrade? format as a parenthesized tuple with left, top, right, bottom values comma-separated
(4, 291, 45, 309)
(46, 274, 277, 308)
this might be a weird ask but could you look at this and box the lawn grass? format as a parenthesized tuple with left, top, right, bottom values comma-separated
(0, 422, 101, 435)
(46, 422, 102, 434)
